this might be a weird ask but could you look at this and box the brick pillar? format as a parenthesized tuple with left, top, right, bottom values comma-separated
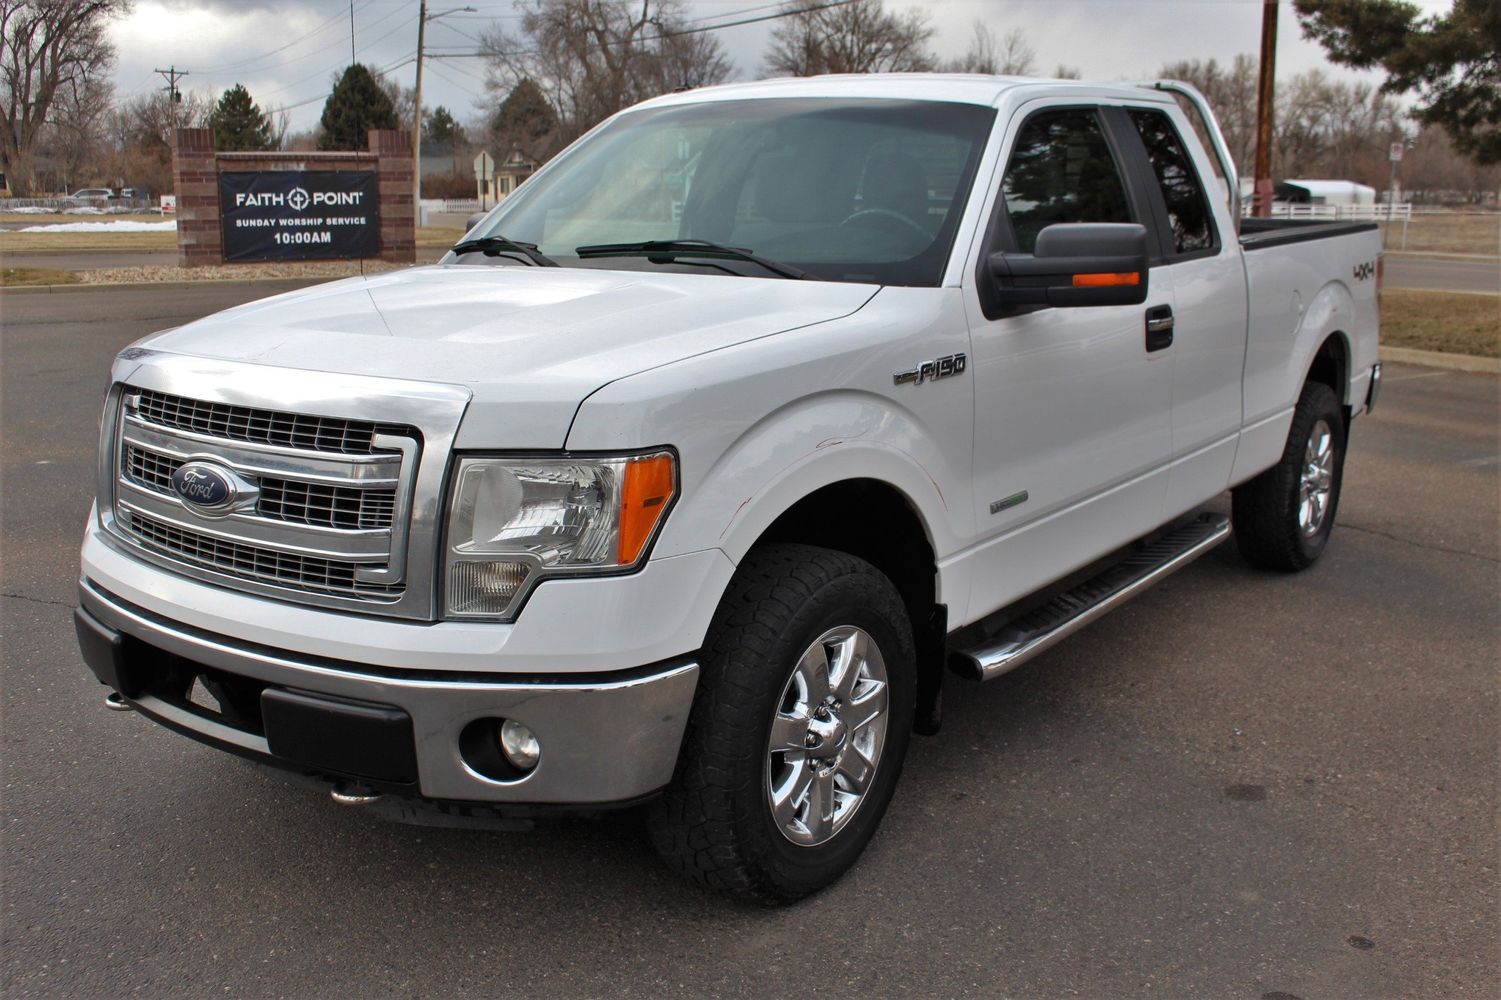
(173, 128, 221, 267)
(370, 129, 415, 264)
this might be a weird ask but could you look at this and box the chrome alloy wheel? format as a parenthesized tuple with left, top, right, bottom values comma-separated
(765, 625, 890, 847)
(1298, 418, 1336, 537)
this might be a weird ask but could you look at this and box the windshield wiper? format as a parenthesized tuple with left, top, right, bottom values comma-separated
(574, 239, 816, 280)
(450, 235, 559, 267)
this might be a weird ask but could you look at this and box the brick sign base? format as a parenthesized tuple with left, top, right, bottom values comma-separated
(172, 128, 415, 267)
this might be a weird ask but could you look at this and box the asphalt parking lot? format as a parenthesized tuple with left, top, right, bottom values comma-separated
(2, 284, 1497, 999)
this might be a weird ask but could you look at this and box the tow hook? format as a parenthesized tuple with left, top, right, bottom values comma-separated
(104, 691, 131, 712)
(330, 784, 382, 806)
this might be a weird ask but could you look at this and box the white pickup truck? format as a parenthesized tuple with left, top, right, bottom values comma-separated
(76, 75, 1380, 903)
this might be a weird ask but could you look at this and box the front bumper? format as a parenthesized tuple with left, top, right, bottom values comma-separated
(76, 580, 699, 806)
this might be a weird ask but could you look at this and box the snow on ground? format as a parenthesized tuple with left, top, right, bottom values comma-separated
(19, 220, 177, 233)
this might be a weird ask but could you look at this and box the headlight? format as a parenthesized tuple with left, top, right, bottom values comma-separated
(443, 451, 676, 619)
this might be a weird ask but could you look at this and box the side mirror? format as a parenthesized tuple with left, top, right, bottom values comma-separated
(465, 211, 488, 231)
(988, 223, 1150, 307)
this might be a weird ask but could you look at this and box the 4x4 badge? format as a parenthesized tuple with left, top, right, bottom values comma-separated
(894, 353, 966, 387)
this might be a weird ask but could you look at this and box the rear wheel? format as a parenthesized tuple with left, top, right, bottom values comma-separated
(1233, 380, 1347, 571)
(648, 543, 915, 904)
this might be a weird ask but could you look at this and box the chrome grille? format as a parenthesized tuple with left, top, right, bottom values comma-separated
(259, 478, 396, 531)
(133, 388, 414, 456)
(122, 509, 402, 600)
(125, 445, 176, 491)
(124, 445, 397, 530)
(112, 385, 420, 611)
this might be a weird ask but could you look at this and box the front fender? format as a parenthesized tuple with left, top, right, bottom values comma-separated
(683, 389, 954, 565)
(566, 287, 976, 614)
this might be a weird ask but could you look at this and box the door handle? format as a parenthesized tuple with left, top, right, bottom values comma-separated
(1145, 305, 1174, 352)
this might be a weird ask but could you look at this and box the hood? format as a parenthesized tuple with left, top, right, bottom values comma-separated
(136, 264, 878, 448)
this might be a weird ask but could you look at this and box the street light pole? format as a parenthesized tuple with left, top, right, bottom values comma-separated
(413, 5, 476, 226)
(413, 0, 427, 225)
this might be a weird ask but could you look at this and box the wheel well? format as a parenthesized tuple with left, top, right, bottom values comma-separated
(755, 479, 945, 733)
(1308, 332, 1350, 406)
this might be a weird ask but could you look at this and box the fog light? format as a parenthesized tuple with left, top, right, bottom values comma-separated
(498, 719, 541, 770)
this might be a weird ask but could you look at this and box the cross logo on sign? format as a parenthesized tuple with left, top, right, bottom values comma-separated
(287, 187, 311, 211)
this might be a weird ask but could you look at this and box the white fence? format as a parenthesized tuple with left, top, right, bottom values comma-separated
(1242, 201, 1413, 222)
(1, 196, 160, 214)
(420, 198, 482, 214)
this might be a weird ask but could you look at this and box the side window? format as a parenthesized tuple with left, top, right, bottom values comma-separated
(1001, 109, 1133, 254)
(1128, 109, 1216, 255)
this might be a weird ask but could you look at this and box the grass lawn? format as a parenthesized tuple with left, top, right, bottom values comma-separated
(0, 266, 79, 286)
(1381, 288, 1500, 357)
(1380, 213, 1501, 256)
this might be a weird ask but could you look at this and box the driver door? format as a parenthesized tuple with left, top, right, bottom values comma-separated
(961, 103, 1175, 620)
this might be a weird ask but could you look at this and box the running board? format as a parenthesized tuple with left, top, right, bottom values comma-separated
(952, 513, 1231, 682)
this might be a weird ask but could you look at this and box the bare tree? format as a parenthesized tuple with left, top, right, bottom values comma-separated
(947, 22, 998, 74)
(2, 0, 131, 193)
(994, 27, 1035, 76)
(763, 0, 934, 77)
(1159, 55, 1259, 172)
(1053, 64, 1082, 80)
(947, 24, 1036, 76)
(1160, 54, 1414, 189)
(101, 89, 211, 196)
(480, 0, 732, 145)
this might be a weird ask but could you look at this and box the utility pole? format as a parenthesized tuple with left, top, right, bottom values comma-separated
(1251, 0, 1277, 218)
(350, 1, 356, 66)
(155, 66, 189, 135)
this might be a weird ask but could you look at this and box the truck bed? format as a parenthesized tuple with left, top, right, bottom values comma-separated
(1239, 217, 1381, 251)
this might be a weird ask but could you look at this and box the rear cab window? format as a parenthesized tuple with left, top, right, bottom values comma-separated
(1125, 108, 1219, 258)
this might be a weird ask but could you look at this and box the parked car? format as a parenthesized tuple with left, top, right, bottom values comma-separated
(68, 187, 116, 206)
(76, 75, 1380, 903)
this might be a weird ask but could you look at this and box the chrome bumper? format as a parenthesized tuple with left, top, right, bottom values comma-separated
(76, 579, 698, 805)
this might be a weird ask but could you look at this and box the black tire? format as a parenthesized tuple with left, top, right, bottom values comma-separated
(648, 543, 916, 905)
(1232, 380, 1347, 571)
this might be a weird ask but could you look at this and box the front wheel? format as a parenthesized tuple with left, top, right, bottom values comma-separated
(1232, 380, 1347, 571)
(648, 543, 915, 904)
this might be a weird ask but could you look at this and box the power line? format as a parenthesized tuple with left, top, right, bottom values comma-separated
(428, 0, 867, 58)
(259, 7, 417, 99)
(274, 54, 417, 114)
(190, 2, 375, 75)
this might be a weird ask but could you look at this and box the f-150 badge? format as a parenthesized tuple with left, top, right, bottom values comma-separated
(894, 353, 966, 387)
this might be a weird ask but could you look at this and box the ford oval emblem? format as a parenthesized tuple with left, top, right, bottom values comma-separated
(171, 462, 237, 512)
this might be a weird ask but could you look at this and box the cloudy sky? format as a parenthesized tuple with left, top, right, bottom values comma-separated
(106, 0, 1454, 134)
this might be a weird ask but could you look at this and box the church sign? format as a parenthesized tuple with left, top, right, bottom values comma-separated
(219, 170, 380, 262)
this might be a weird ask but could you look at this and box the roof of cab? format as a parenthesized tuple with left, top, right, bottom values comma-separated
(636, 73, 1175, 111)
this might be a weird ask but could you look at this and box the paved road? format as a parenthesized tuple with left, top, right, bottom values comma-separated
(1384, 255, 1500, 295)
(3, 285, 1497, 998)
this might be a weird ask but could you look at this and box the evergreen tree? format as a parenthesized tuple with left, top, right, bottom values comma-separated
(208, 84, 273, 151)
(490, 79, 559, 160)
(423, 105, 465, 146)
(1294, 0, 1501, 164)
(317, 64, 398, 151)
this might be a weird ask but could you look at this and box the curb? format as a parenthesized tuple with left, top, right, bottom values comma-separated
(1384, 250, 1499, 261)
(1, 275, 350, 294)
(1381, 346, 1500, 374)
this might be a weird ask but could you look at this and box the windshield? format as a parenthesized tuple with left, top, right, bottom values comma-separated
(468, 98, 996, 285)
